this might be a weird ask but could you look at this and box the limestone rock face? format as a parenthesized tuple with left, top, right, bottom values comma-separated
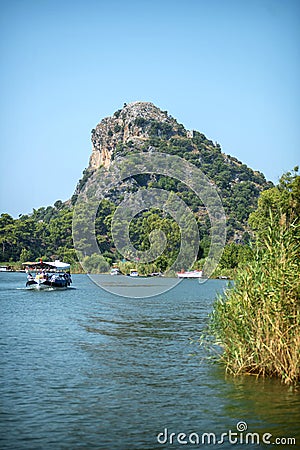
(89, 101, 184, 170)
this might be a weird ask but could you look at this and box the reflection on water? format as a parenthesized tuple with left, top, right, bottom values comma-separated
(0, 273, 299, 449)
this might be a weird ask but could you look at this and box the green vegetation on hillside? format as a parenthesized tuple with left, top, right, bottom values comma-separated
(210, 168, 300, 385)
(96, 126, 272, 241)
(0, 203, 77, 266)
(0, 113, 272, 273)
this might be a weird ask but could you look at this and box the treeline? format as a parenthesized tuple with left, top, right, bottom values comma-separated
(1, 198, 254, 274)
(0, 195, 272, 276)
(0, 201, 76, 265)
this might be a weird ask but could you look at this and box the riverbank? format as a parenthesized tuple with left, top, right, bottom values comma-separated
(0, 261, 234, 279)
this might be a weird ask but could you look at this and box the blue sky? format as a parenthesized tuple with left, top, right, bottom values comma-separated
(0, 0, 299, 217)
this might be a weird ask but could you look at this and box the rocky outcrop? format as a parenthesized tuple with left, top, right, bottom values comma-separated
(89, 101, 185, 170)
(72, 101, 272, 242)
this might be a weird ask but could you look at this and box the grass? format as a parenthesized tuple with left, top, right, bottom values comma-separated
(209, 218, 300, 385)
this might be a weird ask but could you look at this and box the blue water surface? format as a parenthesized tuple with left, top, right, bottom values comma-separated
(0, 273, 299, 449)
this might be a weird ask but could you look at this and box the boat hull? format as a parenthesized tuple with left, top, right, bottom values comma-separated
(26, 276, 71, 290)
(177, 271, 203, 279)
(110, 269, 121, 276)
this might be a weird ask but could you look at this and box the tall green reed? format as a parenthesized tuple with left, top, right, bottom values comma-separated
(210, 216, 300, 385)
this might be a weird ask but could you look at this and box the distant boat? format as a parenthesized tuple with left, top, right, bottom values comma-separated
(128, 269, 139, 277)
(0, 265, 13, 272)
(23, 260, 72, 290)
(177, 270, 203, 279)
(147, 272, 163, 277)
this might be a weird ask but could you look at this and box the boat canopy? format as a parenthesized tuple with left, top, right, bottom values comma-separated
(46, 260, 70, 269)
(23, 260, 70, 270)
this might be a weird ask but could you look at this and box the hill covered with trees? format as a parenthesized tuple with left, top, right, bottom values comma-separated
(0, 102, 273, 272)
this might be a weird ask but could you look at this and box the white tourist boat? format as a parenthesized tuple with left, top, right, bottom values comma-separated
(177, 270, 203, 279)
(23, 260, 72, 290)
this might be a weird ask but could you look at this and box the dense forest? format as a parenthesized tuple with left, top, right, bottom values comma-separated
(0, 198, 257, 275)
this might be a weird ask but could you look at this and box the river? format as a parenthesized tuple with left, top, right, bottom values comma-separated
(0, 273, 299, 449)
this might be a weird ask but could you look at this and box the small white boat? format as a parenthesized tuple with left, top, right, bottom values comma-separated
(23, 260, 72, 290)
(177, 270, 203, 279)
(129, 269, 139, 277)
(147, 272, 163, 277)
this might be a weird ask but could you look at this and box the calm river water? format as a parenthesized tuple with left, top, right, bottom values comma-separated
(0, 273, 299, 449)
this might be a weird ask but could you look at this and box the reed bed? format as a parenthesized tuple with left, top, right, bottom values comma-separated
(210, 219, 300, 385)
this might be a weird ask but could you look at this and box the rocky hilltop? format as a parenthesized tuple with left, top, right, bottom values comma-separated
(74, 101, 272, 242)
(89, 101, 186, 169)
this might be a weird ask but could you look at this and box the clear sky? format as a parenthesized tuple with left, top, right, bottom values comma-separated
(0, 0, 299, 217)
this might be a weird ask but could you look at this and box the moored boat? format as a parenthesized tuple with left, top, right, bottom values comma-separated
(23, 260, 72, 290)
(147, 272, 163, 277)
(177, 270, 203, 279)
(126, 269, 163, 278)
(128, 269, 139, 277)
(0, 265, 13, 272)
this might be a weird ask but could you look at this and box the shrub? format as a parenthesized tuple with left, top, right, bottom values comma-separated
(82, 253, 110, 273)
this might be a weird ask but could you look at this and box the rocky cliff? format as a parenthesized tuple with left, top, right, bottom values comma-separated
(89, 101, 186, 170)
(74, 101, 272, 242)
